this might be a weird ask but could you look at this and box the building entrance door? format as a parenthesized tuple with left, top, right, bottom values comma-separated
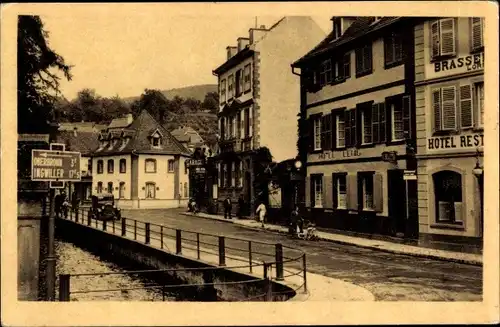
(388, 169, 406, 236)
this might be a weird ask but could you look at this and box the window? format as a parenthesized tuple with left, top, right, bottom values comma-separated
(333, 174, 347, 209)
(391, 103, 404, 141)
(119, 159, 126, 173)
(313, 116, 322, 150)
(97, 182, 103, 193)
(319, 59, 332, 86)
(234, 161, 240, 187)
(224, 163, 230, 187)
(239, 161, 243, 187)
(244, 64, 251, 92)
(168, 159, 175, 173)
(432, 86, 457, 132)
(475, 82, 484, 128)
(97, 160, 103, 174)
(107, 159, 114, 174)
(361, 174, 374, 210)
(145, 159, 157, 173)
(219, 163, 224, 187)
(228, 74, 234, 99)
(431, 18, 456, 59)
(152, 136, 161, 148)
(361, 109, 372, 145)
(372, 103, 386, 144)
(355, 44, 373, 76)
(231, 162, 235, 187)
(342, 53, 351, 80)
(332, 17, 342, 40)
(220, 79, 226, 104)
(344, 109, 357, 147)
(384, 32, 404, 67)
(145, 182, 156, 199)
(107, 182, 113, 194)
(311, 175, 323, 208)
(245, 107, 251, 137)
(321, 114, 332, 150)
(119, 182, 125, 199)
(235, 69, 242, 97)
(433, 170, 462, 223)
(228, 116, 234, 139)
(184, 182, 188, 198)
(470, 18, 484, 52)
(336, 114, 346, 148)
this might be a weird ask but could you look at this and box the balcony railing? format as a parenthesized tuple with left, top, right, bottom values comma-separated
(219, 138, 242, 153)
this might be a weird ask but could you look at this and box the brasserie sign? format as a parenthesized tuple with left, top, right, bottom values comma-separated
(433, 53, 484, 73)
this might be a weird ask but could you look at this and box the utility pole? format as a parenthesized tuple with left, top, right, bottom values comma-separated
(46, 187, 56, 300)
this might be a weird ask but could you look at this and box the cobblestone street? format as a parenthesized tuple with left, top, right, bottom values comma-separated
(122, 208, 482, 301)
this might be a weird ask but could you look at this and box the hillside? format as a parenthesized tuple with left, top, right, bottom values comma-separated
(124, 84, 217, 103)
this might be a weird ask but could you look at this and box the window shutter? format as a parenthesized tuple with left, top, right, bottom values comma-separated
(402, 95, 412, 139)
(249, 107, 253, 137)
(305, 176, 311, 208)
(394, 33, 403, 62)
(365, 45, 373, 71)
(471, 17, 484, 51)
(431, 20, 440, 58)
(346, 174, 358, 211)
(372, 103, 379, 144)
(442, 86, 457, 130)
(460, 84, 473, 128)
(344, 110, 351, 147)
(379, 103, 386, 143)
(373, 173, 384, 212)
(432, 89, 442, 132)
(440, 18, 456, 56)
(332, 174, 338, 208)
(320, 115, 326, 150)
(331, 112, 337, 149)
(323, 175, 333, 208)
(355, 48, 362, 73)
(355, 108, 362, 147)
(240, 110, 245, 139)
(308, 118, 315, 152)
(385, 35, 394, 64)
(343, 53, 351, 78)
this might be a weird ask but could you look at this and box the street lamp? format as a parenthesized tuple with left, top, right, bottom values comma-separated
(293, 160, 302, 208)
(472, 149, 484, 237)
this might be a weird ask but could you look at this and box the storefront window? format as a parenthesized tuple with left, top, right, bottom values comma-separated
(433, 170, 463, 223)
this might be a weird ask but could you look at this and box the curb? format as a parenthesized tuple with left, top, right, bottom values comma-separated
(182, 213, 482, 267)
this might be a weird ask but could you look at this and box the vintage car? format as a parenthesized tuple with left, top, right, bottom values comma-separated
(88, 193, 121, 221)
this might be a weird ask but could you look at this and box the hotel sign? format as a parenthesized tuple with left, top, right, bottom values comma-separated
(318, 149, 361, 161)
(427, 133, 484, 151)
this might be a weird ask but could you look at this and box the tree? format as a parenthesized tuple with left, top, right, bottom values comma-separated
(18, 15, 72, 133)
(131, 89, 169, 122)
(101, 96, 131, 121)
(202, 92, 219, 113)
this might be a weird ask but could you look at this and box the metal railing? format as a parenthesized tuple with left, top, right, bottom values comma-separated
(59, 207, 307, 302)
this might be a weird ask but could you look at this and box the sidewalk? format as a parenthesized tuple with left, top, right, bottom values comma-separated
(181, 211, 482, 266)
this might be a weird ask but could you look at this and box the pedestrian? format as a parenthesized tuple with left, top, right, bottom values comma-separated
(224, 197, 232, 219)
(237, 194, 245, 219)
(256, 202, 267, 228)
(290, 206, 299, 237)
(71, 190, 79, 213)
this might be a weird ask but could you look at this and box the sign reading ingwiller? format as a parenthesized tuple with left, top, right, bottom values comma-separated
(31, 149, 81, 181)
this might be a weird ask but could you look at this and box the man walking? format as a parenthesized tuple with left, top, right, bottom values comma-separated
(223, 197, 232, 219)
(256, 202, 267, 228)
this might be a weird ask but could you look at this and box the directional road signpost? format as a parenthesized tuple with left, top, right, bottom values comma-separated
(31, 147, 81, 301)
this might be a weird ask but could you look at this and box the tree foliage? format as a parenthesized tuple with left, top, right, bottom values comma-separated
(131, 89, 169, 122)
(18, 15, 72, 133)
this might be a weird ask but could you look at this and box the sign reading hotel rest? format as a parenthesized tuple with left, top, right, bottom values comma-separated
(31, 149, 81, 182)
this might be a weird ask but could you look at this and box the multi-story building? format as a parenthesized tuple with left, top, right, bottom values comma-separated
(413, 17, 484, 253)
(292, 17, 419, 238)
(212, 16, 325, 215)
(91, 110, 191, 209)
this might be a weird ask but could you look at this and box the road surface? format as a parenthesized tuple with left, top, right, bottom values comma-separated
(121, 208, 482, 301)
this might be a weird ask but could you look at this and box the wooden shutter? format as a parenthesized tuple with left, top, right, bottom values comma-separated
(385, 35, 394, 64)
(373, 173, 384, 213)
(372, 103, 379, 144)
(240, 110, 245, 139)
(332, 174, 338, 208)
(343, 53, 351, 78)
(331, 111, 337, 149)
(460, 84, 473, 128)
(432, 89, 442, 132)
(249, 107, 253, 137)
(305, 176, 311, 208)
(346, 174, 358, 211)
(308, 118, 315, 152)
(394, 33, 403, 62)
(323, 175, 333, 209)
(442, 86, 457, 130)
(355, 107, 362, 147)
(471, 17, 484, 51)
(402, 95, 411, 139)
(365, 45, 373, 71)
(344, 110, 351, 147)
(355, 48, 363, 74)
(440, 18, 456, 56)
(379, 103, 386, 143)
(431, 20, 440, 58)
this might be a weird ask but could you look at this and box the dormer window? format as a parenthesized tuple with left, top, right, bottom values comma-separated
(332, 17, 343, 40)
(119, 137, 130, 151)
(149, 129, 163, 148)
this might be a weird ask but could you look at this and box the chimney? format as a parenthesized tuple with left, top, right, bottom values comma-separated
(73, 127, 78, 137)
(226, 46, 238, 60)
(249, 26, 268, 44)
(237, 37, 250, 52)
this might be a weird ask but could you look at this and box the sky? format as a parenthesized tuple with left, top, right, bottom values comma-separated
(39, 7, 331, 101)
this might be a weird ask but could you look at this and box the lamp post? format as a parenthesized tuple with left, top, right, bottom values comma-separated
(293, 160, 303, 208)
(472, 149, 484, 237)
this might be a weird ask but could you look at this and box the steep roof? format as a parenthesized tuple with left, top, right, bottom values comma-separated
(54, 130, 100, 156)
(170, 126, 205, 145)
(108, 114, 133, 129)
(93, 110, 191, 156)
(58, 122, 106, 133)
(292, 17, 403, 67)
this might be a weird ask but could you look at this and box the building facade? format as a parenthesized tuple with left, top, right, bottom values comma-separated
(91, 110, 191, 209)
(213, 16, 325, 216)
(414, 17, 484, 252)
(292, 17, 419, 238)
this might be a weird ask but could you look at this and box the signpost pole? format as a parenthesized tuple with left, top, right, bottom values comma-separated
(46, 187, 56, 301)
